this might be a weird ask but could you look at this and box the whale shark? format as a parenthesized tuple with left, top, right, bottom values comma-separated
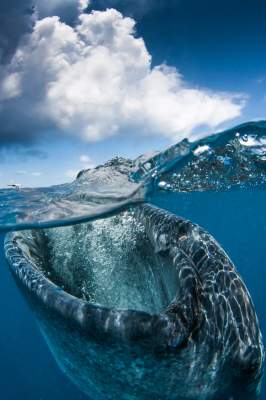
(4, 203, 264, 400)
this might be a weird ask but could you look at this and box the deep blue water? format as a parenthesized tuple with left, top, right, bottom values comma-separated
(0, 189, 265, 398)
(0, 233, 89, 400)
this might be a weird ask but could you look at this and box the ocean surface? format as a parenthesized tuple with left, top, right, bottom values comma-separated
(0, 121, 265, 399)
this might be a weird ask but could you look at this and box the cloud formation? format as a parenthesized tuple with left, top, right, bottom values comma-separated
(0, 8, 244, 144)
(0, 0, 88, 63)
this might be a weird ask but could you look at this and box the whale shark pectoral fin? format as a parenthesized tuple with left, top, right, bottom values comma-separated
(165, 263, 203, 348)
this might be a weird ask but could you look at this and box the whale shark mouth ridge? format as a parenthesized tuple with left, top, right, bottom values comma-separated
(4, 205, 182, 345)
(4, 204, 209, 347)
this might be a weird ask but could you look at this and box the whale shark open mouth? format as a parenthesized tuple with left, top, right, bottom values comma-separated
(6, 206, 181, 314)
(34, 208, 179, 314)
(4, 204, 191, 348)
(5, 203, 264, 399)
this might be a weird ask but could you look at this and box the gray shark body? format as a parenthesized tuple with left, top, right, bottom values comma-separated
(4, 203, 264, 400)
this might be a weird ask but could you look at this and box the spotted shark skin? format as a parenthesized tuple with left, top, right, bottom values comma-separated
(4, 203, 264, 400)
(138, 205, 264, 392)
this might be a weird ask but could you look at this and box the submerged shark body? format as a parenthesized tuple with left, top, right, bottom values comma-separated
(4, 203, 264, 400)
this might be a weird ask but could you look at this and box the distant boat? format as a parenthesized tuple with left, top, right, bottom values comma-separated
(7, 184, 22, 190)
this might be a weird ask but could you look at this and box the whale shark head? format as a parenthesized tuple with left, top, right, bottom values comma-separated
(4, 203, 264, 400)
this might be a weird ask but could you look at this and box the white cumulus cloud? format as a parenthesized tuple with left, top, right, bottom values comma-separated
(80, 153, 94, 165)
(80, 153, 95, 168)
(0, 8, 245, 143)
(79, 0, 91, 11)
(80, 154, 91, 163)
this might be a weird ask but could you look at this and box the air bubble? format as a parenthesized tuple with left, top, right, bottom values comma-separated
(158, 181, 167, 189)
(158, 181, 172, 190)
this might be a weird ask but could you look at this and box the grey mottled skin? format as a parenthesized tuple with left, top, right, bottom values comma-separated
(4, 203, 264, 400)
(138, 204, 264, 396)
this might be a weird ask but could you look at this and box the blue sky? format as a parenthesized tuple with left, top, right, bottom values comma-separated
(0, 0, 265, 187)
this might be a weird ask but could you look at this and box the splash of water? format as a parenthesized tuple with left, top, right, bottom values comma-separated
(0, 121, 265, 232)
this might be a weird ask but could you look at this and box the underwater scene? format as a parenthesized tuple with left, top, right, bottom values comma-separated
(0, 121, 266, 400)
